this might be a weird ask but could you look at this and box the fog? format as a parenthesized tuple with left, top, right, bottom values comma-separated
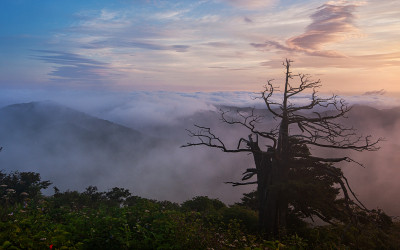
(0, 90, 399, 217)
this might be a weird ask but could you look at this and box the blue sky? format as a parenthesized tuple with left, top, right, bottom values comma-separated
(1, 0, 400, 94)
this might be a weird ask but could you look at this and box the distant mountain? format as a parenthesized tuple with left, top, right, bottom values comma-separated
(0, 101, 147, 192)
(0, 101, 141, 140)
(346, 105, 400, 129)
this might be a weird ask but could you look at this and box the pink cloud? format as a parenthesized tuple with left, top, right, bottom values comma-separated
(288, 4, 357, 50)
(255, 3, 359, 58)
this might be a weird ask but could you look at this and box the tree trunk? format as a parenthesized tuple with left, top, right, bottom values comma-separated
(252, 148, 282, 235)
(255, 155, 288, 235)
(272, 60, 291, 234)
(254, 150, 271, 233)
(253, 109, 290, 236)
(276, 118, 290, 235)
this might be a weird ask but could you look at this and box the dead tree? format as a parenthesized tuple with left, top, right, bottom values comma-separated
(182, 59, 381, 236)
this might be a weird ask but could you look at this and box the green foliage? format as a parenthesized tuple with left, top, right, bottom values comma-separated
(221, 205, 258, 233)
(105, 187, 131, 206)
(181, 196, 226, 212)
(235, 190, 258, 211)
(0, 196, 256, 249)
(0, 170, 51, 206)
(1, 171, 399, 249)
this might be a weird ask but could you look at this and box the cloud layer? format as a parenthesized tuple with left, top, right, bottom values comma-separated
(1, 90, 399, 128)
(1, 90, 400, 213)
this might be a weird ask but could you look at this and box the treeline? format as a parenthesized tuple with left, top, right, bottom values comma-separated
(1, 171, 399, 249)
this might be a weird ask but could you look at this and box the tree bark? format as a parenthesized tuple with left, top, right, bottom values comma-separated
(253, 148, 288, 235)
(253, 149, 272, 233)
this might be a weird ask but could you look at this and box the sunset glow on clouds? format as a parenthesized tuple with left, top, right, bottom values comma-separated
(1, 0, 399, 95)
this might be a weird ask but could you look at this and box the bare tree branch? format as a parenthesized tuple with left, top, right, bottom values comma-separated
(225, 181, 258, 186)
(220, 108, 278, 148)
(182, 125, 252, 153)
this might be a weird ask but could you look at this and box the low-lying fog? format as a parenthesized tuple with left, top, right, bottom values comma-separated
(0, 90, 399, 217)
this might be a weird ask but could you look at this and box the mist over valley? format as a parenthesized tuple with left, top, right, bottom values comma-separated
(1, 98, 399, 217)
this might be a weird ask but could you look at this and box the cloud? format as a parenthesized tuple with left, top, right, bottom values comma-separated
(33, 50, 107, 66)
(251, 41, 295, 51)
(152, 9, 191, 20)
(0, 90, 263, 126)
(363, 89, 386, 96)
(288, 3, 358, 50)
(82, 40, 190, 52)
(72, 9, 130, 31)
(91, 91, 280, 128)
(203, 42, 232, 48)
(222, 0, 277, 9)
(32, 50, 117, 83)
(244, 17, 253, 23)
(1, 88, 400, 208)
(257, 2, 361, 58)
(2, 89, 400, 128)
(260, 51, 400, 69)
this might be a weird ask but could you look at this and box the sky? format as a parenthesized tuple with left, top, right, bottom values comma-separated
(1, 0, 399, 96)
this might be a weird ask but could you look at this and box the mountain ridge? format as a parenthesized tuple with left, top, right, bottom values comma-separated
(0, 101, 147, 193)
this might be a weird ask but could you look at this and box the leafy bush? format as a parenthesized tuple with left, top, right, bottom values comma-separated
(181, 196, 226, 212)
(1, 171, 399, 249)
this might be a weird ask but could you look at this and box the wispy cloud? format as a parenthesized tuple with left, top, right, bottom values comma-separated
(244, 17, 253, 23)
(256, 2, 361, 58)
(32, 50, 116, 83)
(363, 89, 386, 96)
(82, 39, 190, 52)
(71, 9, 131, 34)
(202, 42, 233, 48)
(288, 3, 358, 50)
(152, 9, 191, 20)
(222, 0, 277, 9)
